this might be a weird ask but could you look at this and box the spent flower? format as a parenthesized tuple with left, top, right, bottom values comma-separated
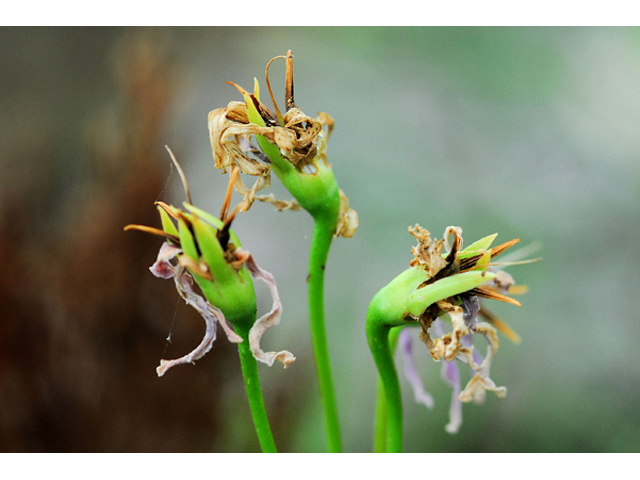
(125, 148, 294, 376)
(368, 223, 537, 444)
(207, 50, 357, 237)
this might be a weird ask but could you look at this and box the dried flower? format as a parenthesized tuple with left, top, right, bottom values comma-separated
(369, 224, 537, 434)
(125, 148, 294, 376)
(207, 50, 357, 237)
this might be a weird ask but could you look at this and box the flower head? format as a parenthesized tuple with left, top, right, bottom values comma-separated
(207, 50, 357, 237)
(125, 148, 295, 376)
(369, 224, 537, 433)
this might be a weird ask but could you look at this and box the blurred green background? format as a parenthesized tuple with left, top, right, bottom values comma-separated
(1, 27, 639, 452)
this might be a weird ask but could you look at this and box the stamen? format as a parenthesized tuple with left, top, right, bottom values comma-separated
(486, 258, 542, 267)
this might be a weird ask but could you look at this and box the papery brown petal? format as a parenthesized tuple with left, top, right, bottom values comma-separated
(408, 224, 447, 277)
(334, 189, 358, 238)
(456, 322, 506, 403)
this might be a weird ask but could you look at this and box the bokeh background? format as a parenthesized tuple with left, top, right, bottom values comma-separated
(1, 27, 639, 452)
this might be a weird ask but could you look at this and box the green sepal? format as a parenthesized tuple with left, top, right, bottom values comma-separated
(183, 203, 242, 248)
(458, 233, 498, 259)
(368, 267, 431, 328)
(177, 217, 199, 264)
(474, 250, 492, 271)
(253, 77, 260, 101)
(157, 206, 179, 239)
(407, 270, 496, 318)
(177, 212, 256, 327)
(368, 267, 497, 329)
(190, 215, 237, 286)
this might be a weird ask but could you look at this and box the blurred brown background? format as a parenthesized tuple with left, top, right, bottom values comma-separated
(1, 27, 639, 452)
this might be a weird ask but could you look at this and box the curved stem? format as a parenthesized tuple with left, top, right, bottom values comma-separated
(366, 318, 403, 453)
(373, 326, 403, 452)
(235, 324, 278, 453)
(308, 217, 342, 452)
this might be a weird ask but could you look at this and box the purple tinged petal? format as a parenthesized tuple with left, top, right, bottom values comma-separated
(243, 250, 295, 368)
(462, 335, 484, 365)
(440, 359, 463, 435)
(150, 243, 243, 377)
(435, 319, 463, 434)
(399, 328, 434, 410)
(156, 267, 220, 376)
(149, 242, 182, 279)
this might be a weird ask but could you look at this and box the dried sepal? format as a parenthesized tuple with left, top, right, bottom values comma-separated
(241, 249, 296, 368)
(334, 189, 359, 238)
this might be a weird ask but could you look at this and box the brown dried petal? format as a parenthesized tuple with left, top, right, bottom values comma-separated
(334, 189, 358, 238)
(233, 172, 300, 213)
(408, 224, 447, 277)
(456, 322, 507, 403)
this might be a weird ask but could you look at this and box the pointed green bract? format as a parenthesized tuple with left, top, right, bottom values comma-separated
(157, 206, 179, 238)
(457, 233, 498, 259)
(407, 270, 496, 317)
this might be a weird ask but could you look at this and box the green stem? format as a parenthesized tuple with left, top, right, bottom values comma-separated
(308, 216, 342, 452)
(373, 326, 403, 452)
(366, 318, 403, 453)
(373, 376, 387, 453)
(235, 324, 278, 453)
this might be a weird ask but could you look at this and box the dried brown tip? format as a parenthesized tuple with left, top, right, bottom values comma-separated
(165, 146, 192, 205)
(468, 286, 522, 307)
(285, 49, 294, 111)
(217, 204, 239, 253)
(265, 54, 287, 125)
(460, 253, 485, 272)
(219, 166, 240, 222)
(225, 81, 248, 96)
(155, 201, 180, 220)
(490, 239, 520, 258)
(479, 305, 521, 343)
(124, 224, 180, 244)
